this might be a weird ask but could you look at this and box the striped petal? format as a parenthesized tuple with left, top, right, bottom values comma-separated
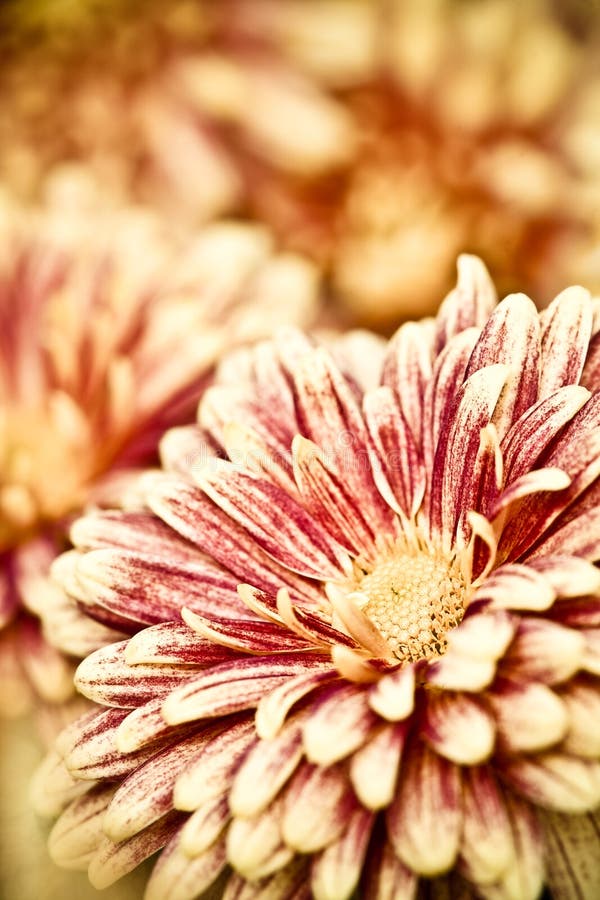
(387, 744, 462, 877)
(465, 293, 540, 438)
(499, 754, 600, 813)
(281, 762, 358, 853)
(229, 715, 305, 818)
(48, 785, 116, 871)
(195, 461, 351, 579)
(88, 811, 185, 890)
(539, 286, 593, 398)
(75, 642, 198, 708)
(103, 733, 210, 841)
(422, 692, 495, 764)
(489, 680, 568, 753)
(363, 386, 425, 518)
(163, 654, 331, 725)
(434, 254, 496, 355)
(302, 683, 378, 765)
(311, 806, 374, 900)
(172, 718, 256, 811)
(459, 767, 514, 885)
(144, 829, 227, 900)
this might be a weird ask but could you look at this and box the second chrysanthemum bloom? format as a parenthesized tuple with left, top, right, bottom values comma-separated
(39, 257, 600, 898)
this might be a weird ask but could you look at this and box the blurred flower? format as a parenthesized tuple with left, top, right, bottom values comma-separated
(2, 0, 599, 329)
(37, 257, 600, 897)
(0, 178, 318, 714)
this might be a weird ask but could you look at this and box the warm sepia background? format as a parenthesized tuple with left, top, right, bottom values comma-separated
(1, 1, 600, 898)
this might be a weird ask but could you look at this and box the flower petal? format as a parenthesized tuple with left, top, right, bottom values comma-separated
(229, 715, 304, 818)
(172, 718, 256, 811)
(539, 286, 593, 398)
(459, 767, 514, 885)
(368, 665, 416, 722)
(311, 806, 374, 900)
(196, 461, 351, 579)
(144, 829, 227, 900)
(281, 762, 357, 853)
(48, 785, 116, 871)
(349, 723, 407, 811)
(489, 680, 568, 753)
(422, 692, 495, 764)
(88, 811, 185, 890)
(163, 655, 331, 725)
(387, 743, 462, 876)
(75, 642, 198, 708)
(434, 254, 496, 355)
(499, 753, 600, 813)
(302, 683, 378, 765)
(227, 797, 293, 881)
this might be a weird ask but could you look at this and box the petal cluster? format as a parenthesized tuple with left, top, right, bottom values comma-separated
(40, 257, 600, 898)
(0, 188, 317, 709)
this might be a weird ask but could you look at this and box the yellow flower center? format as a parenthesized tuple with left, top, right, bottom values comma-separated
(0, 405, 95, 550)
(358, 550, 467, 662)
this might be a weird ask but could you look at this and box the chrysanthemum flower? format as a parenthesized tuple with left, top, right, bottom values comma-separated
(2, 1, 599, 329)
(0, 188, 317, 713)
(37, 256, 600, 898)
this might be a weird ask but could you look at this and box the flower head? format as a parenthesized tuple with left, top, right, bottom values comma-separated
(2, 1, 599, 328)
(38, 256, 600, 898)
(0, 186, 317, 712)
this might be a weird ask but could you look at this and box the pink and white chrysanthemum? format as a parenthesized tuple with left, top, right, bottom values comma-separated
(0, 193, 317, 713)
(38, 257, 600, 898)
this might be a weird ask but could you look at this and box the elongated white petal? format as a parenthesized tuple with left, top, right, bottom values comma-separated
(303, 683, 377, 765)
(311, 806, 374, 900)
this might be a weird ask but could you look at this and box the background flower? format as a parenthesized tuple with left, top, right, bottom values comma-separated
(0, 177, 318, 713)
(1, 0, 599, 328)
(38, 257, 600, 898)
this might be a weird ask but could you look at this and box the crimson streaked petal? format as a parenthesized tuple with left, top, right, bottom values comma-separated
(48, 785, 117, 872)
(147, 475, 322, 604)
(281, 761, 358, 853)
(501, 384, 590, 482)
(163, 654, 332, 726)
(422, 692, 495, 764)
(181, 606, 312, 654)
(172, 718, 256, 811)
(255, 668, 340, 740)
(363, 387, 425, 519)
(459, 767, 514, 885)
(310, 806, 374, 900)
(302, 682, 378, 765)
(499, 754, 600, 813)
(179, 793, 229, 857)
(229, 715, 304, 818)
(387, 743, 462, 877)
(465, 293, 541, 438)
(144, 829, 227, 900)
(196, 461, 352, 579)
(125, 621, 238, 667)
(499, 618, 585, 685)
(75, 641, 198, 708)
(88, 810, 185, 890)
(434, 254, 496, 355)
(539, 286, 593, 398)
